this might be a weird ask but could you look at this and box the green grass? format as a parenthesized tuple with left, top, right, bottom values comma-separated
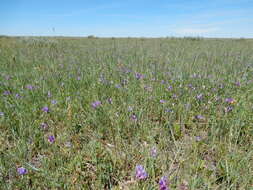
(0, 36, 252, 189)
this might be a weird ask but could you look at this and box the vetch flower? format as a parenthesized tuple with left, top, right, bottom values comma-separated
(3, 90, 11, 95)
(135, 165, 148, 180)
(26, 85, 34, 90)
(0, 112, 4, 116)
(15, 93, 22, 98)
(195, 136, 202, 142)
(160, 99, 166, 104)
(42, 106, 50, 113)
(225, 98, 235, 104)
(235, 81, 241, 87)
(196, 94, 203, 100)
(135, 72, 144, 80)
(48, 135, 55, 143)
(91, 101, 101, 109)
(131, 114, 137, 121)
(195, 115, 205, 120)
(167, 85, 173, 91)
(17, 167, 28, 175)
(159, 176, 169, 190)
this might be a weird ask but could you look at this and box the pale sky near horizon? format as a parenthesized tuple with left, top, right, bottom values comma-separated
(1, 0, 253, 37)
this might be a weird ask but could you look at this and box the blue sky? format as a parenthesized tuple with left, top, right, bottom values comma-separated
(0, 0, 253, 37)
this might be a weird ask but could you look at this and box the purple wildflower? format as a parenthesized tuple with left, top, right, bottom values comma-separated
(91, 101, 101, 109)
(135, 165, 148, 180)
(195, 136, 202, 142)
(26, 85, 34, 90)
(15, 93, 22, 98)
(135, 72, 144, 80)
(150, 147, 157, 158)
(48, 135, 55, 143)
(196, 94, 203, 100)
(235, 81, 241, 87)
(159, 176, 170, 190)
(160, 99, 166, 104)
(195, 115, 205, 120)
(3, 90, 11, 95)
(167, 85, 173, 91)
(188, 84, 193, 88)
(42, 106, 49, 113)
(131, 114, 137, 121)
(77, 76, 81, 80)
(225, 98, 235, 104)
(0, 112, 4, 116)
(17, 167, 28, 175)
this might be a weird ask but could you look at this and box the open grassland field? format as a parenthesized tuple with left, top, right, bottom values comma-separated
(0, 36, 253, 189)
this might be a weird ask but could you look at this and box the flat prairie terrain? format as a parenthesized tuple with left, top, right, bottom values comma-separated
(0, 36, 252, 189)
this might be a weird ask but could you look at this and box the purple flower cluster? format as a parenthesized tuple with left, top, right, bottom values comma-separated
(135, 165, 148, 180)
(135, 72, 144, 80)
(167, 85, 173, 91)
(195, 115, 205, 120)
(225, 98, 235, 104)
(159, 176, 170, 190)
(42, 106, 50, 113)
(91, 101, 102, 109)
(160, 99, 166, 104)
(26, 84, 34, 90)
(196, 93, 203, 100)
(131, 114, 137, 121)
(17, 167, 28, 175)
(48, 135, 55, 143)
(3, 90, 11, 95)
(15, 93, 22, 98)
